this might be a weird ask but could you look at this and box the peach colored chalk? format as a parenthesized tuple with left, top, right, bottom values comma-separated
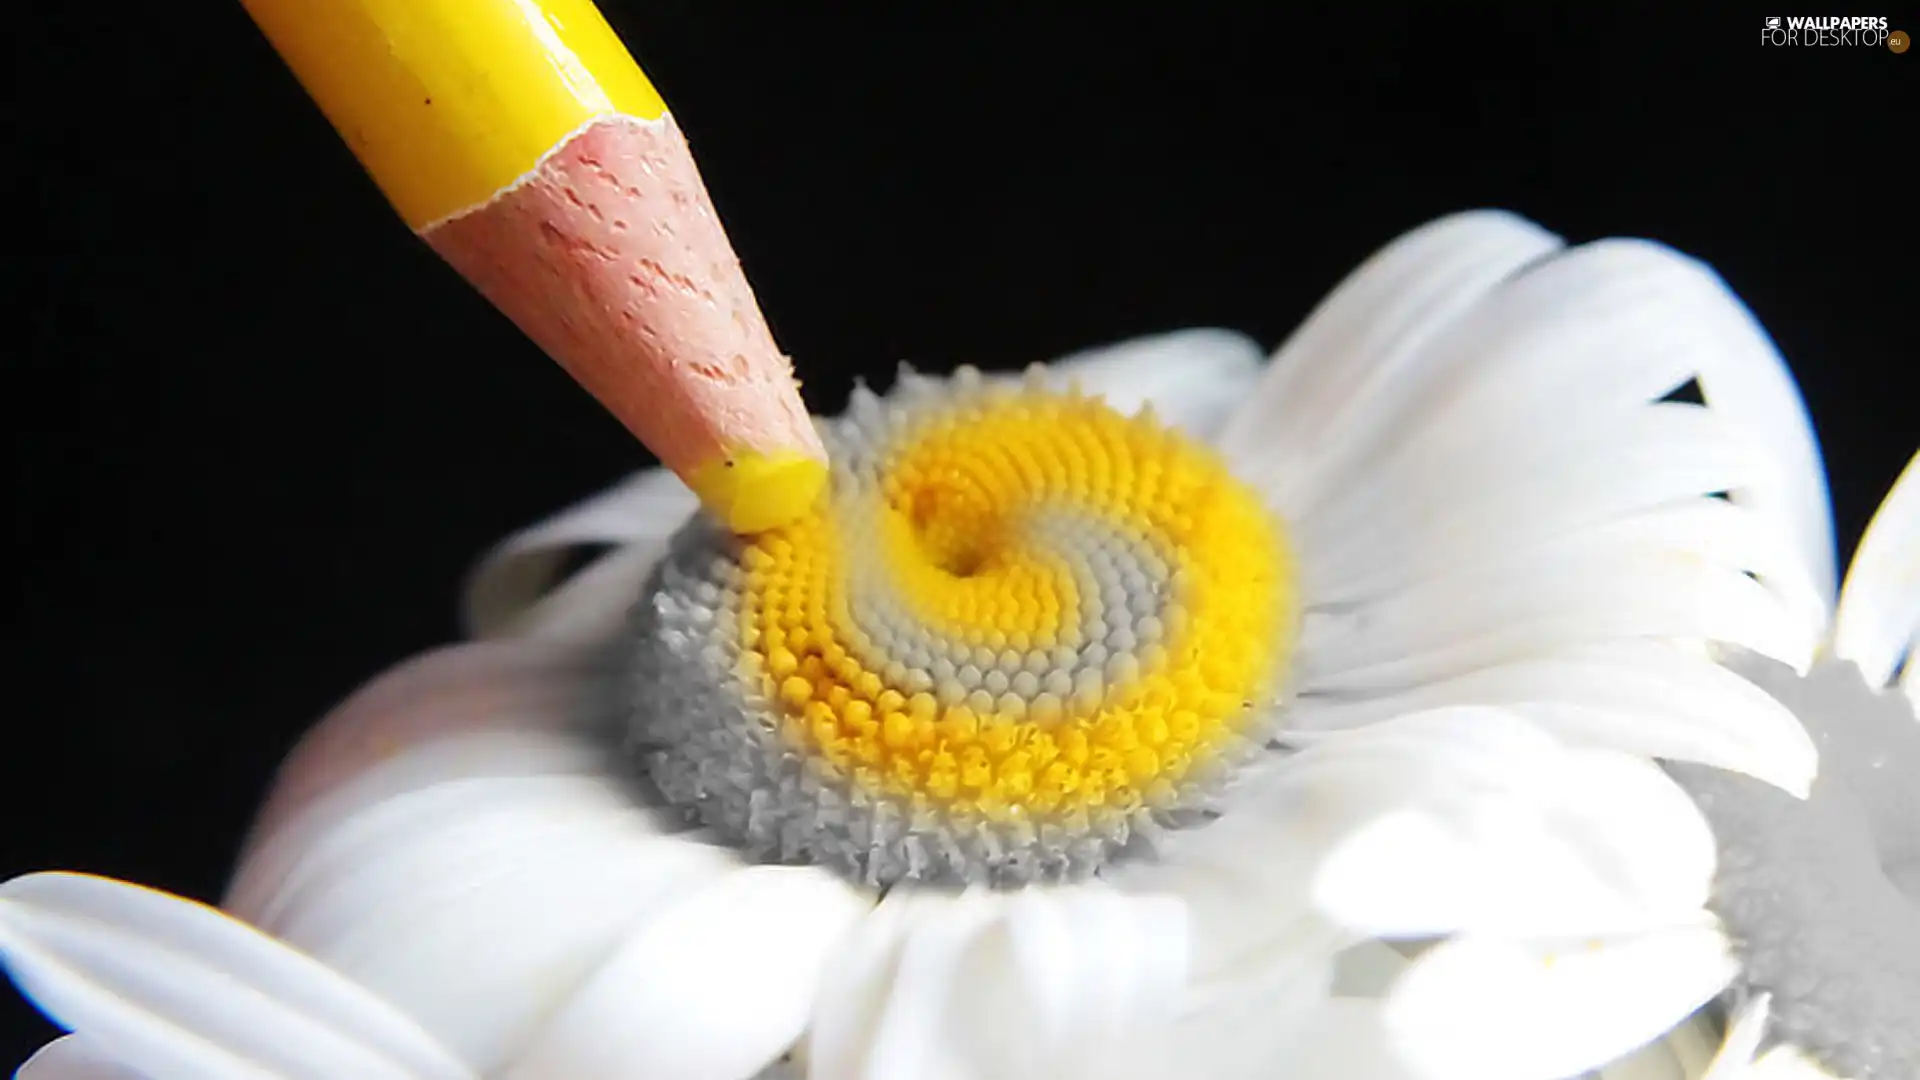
(241, 0, 825, 532)
(424, 114, 827, 532)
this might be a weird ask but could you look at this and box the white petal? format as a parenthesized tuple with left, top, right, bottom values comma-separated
(501, 866, 871, 1080)
(1115, 711, 1629, 967)
(1270, 237, 1748, 526)
(1386, 924, 1737, 1080)
(1216, 210, 1565, 512)
(220, 639, 748, 1074)
(809, 884, 1189, 1080)
(1298, 713, 1717, 938)
(1100, 930, 1354, 1080)
(1245, 229, 1833, 661)
(850, 890, 1012, 1080)
(485, 541, 669, 648)
(1358, 239, 1789, 453)
(234, 773, 733, 1074)
(1832, 451, 1920, 692)
(0, 874, 472, 1080)
(19, 1036, 151, 1080)
(1687, 289, 1837, 613)
(1297, 402, 1824, 638)
(234, 641, 607, 858)
(1568, 501, 1828, 668)
(1295, 530, 1819, 696)
(1311, 232, 1834, 620)
(1269, 232, 1830, 638)
(805, 891, 948, 1080)
(1296, 402, 1745, 596)
(1039, 328, 1266, 438)
(1291, 640, 1818, 797)
(1103, 805, 1351, 978)
(460, 467, 697, 642)
(951, 885, 1188, 1077)
(1118, 709, 1714, 993)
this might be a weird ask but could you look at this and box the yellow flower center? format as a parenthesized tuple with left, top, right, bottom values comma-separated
(735, 381, 1297, 830)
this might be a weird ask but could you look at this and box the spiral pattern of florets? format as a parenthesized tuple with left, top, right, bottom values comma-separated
(625, 365, 1297, 887)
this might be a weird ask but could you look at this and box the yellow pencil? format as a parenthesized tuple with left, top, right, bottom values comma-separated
(240, 0, 827, 533)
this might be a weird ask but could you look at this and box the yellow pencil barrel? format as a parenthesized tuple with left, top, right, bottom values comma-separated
(241, 0, 667, 229)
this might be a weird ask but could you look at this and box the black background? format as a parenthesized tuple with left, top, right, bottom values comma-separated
(9, 3, 1916, 1063)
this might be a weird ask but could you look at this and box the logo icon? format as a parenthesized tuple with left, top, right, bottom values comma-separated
(1892, 29, 1911, 52)
(1766, 16, 1782, 28)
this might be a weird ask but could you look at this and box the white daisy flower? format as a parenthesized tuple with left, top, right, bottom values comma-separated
(1360, 452, 1918, 1080)
(0, 210, 1832, 1080)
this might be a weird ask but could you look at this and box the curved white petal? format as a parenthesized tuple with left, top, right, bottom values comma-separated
(1291, 640, 1818, 798)
(1268, 230, 1830, 642)
(1832, 451, 1920, 692)
(1295, 529, 1819, 697)
(20, 1036, 153, 1080)
(1040, 327, 1267, 439)
(488, 540, 670, 648)
(1386, 923, 1737, 1080)
(502, 866, 870, 1080)
(222, 642, 757, 1075)
(460, 467, 697, 642)
(1114, 708, 1715, 1006)
(1080, 941, 1430, 1080)
(1287, 711, 1717, 939)
(1682, 286, 1836, 613)
(1567, 501, 1827, 672)
(1113, 967, 1389, 1080)
(1216, 210, 1565, 513)
(1265, 234, 1729, 522)
(809, 889, 1001, 1080)
(234, 642, 610, 858)
(1102, 804, 1352, 980)
(804, 890, 944, 1080)
(808, 883, 1188, 1080)
(240, 773, 736, 1074)
(1227, 221, 1831, 682)
(1297, 402, 1823, 637)
(1358, 238, 1788, 444)
(1118, 711, 1659, 967)
(944, 885, 1187, 1078)
(0, 874, 473, 1080)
